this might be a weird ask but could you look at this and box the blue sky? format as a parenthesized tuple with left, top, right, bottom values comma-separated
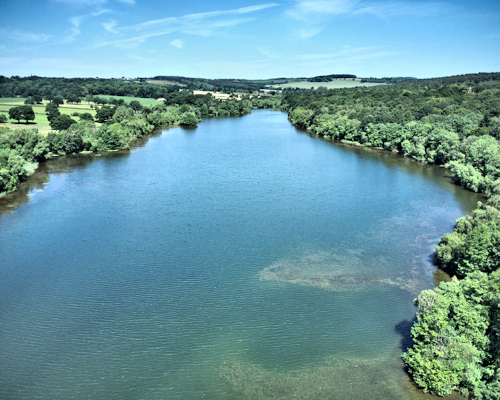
(1, 0, 499, 79)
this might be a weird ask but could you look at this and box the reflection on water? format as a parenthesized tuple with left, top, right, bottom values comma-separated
(0, 130, 161, 217)
(0, 111, 479, 399)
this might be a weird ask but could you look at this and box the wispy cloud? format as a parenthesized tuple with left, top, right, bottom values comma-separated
(287, 0, 358, 20)
(92, 3, 279, 48)
(92, 32, 169, 49)
(102, 19, 119, 33)
(355, 2, 448, 18)
(9, 31, 52, 43)
(126, 3, 279, 32)
(54, 0, 107, 5)
(170, 39, 184, 49)
(287, 0, 450, 37)
(64, 8, 112, 42)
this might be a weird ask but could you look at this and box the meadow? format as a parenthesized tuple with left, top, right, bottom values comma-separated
(0, 96, 162, 133)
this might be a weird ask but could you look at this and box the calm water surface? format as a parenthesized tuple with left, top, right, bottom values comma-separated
(0, 110, 483, 399)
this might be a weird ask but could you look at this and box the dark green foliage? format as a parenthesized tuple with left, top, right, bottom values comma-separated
(50, 114, 76, 131)
(403, 270, 500, 398)
(79, 112, 93, 121)
(95, 106, 114, 123)
(179, 112, 200, 126)
(436, 197, 500, 278)
(20, 105, 35, 123)
(281, 82, 500, 194)
(0, 114, 6, 123)
(8, 106, 23, 123)
(52, 95, 64, 106)
(45, 102, 61, 122)
(8, 106, 34, 124)
(129, 100, 142, 111)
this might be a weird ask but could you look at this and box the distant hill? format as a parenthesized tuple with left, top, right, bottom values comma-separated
(395, 72, 500, 88)
(144, 74, 417, 92)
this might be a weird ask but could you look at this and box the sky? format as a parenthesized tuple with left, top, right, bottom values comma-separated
(1, 0, 499, 79)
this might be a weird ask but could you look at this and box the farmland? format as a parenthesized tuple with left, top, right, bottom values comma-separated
(0, 96, 163, 133)
(267, 79, 384, 90)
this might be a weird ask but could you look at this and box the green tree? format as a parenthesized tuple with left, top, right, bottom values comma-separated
(179, 112, 200, 126)
(50, 114, 76, 131)
(129, 100, 142, 112)
(403, 271, 500, 398)
(95, 106, 114, 123)
(52, 95, 64, 106)
(79, 112, 93, 121)
(8, 106, 23, 123)
(20, 105, 35, 123)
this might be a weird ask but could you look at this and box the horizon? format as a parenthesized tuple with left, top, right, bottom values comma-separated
(1, 0, 499, 80)
(3, 72, 498, 81)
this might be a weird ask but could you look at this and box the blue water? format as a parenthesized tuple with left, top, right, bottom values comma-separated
(0, 110, 481, 399)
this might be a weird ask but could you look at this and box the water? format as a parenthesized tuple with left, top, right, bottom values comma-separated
(0, 110, 483, 399)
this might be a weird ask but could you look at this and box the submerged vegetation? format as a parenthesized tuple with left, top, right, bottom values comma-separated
(280, 72, 500, 398)
(219, 355, 409, 400)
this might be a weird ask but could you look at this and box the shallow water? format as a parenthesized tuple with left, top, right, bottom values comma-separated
(0, 110, 483, 399)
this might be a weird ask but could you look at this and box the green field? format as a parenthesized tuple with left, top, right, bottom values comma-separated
(267, 80, 384, 90)
(100, 95, 164, 106)
(0, 100, 97, 132)
(0, 96, 161, 133)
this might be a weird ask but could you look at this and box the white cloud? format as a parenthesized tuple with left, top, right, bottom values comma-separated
(170, 39, 183, 49)
(92, 31, 169, 49)
(9, 31, 52, 43)
(127, 54, 145, 60)
(298, 26, 324, 38)
(91, 9, 112, 16)
(102, 19, 119, 33)
(287, 0, 358, 20)
(70, 16, 84, 27)
(126, 3, 278, 31)
(355, 2, 448, 18)
(286, 0, 450, 38)
(54, 0, 107, 5)
(93, 3, 279, 48)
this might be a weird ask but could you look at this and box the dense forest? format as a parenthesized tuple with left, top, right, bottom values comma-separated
(280, 72, 500, 398)
(0, 76, 181, 100)
(1, 72, 500, 398)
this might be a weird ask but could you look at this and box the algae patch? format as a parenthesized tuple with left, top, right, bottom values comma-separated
(219, 355, 407, 400)
(259, 250, 416, 292)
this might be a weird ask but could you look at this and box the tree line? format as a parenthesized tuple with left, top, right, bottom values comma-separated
(280, 75, 500, 398)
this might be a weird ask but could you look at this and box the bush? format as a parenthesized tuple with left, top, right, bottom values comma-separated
(179, 112, 200, 126)
(79, 113, 93, 121)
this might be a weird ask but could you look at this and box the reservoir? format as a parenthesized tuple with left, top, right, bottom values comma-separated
(0, 110, 482, 399)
